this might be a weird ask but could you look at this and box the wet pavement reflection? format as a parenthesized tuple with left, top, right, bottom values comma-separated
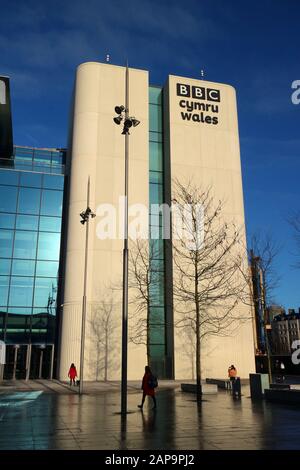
(1, 386, 300, 449)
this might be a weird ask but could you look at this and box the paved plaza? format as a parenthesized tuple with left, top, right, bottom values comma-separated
(0, 380, 300, 450)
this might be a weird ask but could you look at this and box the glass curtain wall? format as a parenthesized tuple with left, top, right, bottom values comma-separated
(0, 147, 65, 346)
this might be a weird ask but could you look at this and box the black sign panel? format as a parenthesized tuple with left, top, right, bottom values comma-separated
(0, 76, 13, 159)
(176, 83, 220, 102)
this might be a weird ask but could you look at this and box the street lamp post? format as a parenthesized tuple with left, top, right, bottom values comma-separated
(79, 176, 96, 395)
(113, 63, 140, 415)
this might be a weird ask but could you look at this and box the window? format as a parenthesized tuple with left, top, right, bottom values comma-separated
(14, 231, 37, 259)
(37, 232, 61, 260)
(16, 215, 39, 231)
(34, 277, 57, 308)
(0, 230, 14, 257)
(149, 87, 162, 106)
(0, 170, 19, 186)
(12, 259, 35, 277)
(40, 190, 63, 216)
(43, 175, 64, 190)
(150, 183, 163, 204)
(0, 259, 11, 275)
(0, 276, 9, 305)
(20, 173, 42, 188)
(39, 216, 61, 232)
(36, 261, 59, 277)
(0, 213, 15, 229)
(18, 187, 41, 214)
(149, 325, 165, 344)
(8, 277, 34, 307)
(149, 104, 163, 132)
(149, 142, 163, 171)
(0, 186, 18, 212)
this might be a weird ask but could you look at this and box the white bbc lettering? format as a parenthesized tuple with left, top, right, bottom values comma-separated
(180, 85, 188, 95)
(192, 87, 205, 99)
(207, 88, 220, 102)
(177, 83, 191, 97)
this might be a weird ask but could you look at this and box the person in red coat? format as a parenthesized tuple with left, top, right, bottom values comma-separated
(68, 363, 77, 386)
(138, 366, 157, 409)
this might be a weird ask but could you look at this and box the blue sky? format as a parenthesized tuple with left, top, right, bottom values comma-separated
(1, 0, 299, 309)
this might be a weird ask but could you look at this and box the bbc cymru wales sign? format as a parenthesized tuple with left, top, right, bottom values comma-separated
(176, 83, 220, 125)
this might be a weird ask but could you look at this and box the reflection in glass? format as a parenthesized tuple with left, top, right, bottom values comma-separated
(149, 87, 163, 106)
(39, 216, 61, 232)
(149, 306, 165, 323)
(34, 277, 57, 309)
(149, 324, 165, 344)
(18, 187, 41, 214)
(150, 344, 165, 357)
(7, 307, 32, 315)
(0, 230, 14, 257)
(0, 276, 9, 305)
(149, 142, 163, 171)
(12, 259, 35, 276)
(6, 313, 31, 339)
(14, 231, 37, 259)
(43, 175, 64, 190)
(150, 104, 163, 132)
(0, 213, 15, 229)
(40, 190, 63, 216)
(0, 186, 18, 212)
(20, 173, 42, 188)
(150, 183, 163, 204)
(149, 171, 163, 184)
(16, 215, 39, 231)
(8, 277, 34, 307)
(36, 261, 59, 277)
(37, 232, 61, 260)
(0, 259, 11, 275)
(0, 170, 19, 186)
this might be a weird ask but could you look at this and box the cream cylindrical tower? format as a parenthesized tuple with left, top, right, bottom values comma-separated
(59, 62, 149, 381)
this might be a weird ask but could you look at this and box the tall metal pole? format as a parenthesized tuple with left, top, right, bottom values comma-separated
(121, 63, 129, 415)
(79, 176, 90, 395)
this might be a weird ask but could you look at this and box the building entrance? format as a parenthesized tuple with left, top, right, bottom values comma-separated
(2, 344, 55, 380)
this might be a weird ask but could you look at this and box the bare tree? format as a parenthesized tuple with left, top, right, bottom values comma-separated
(128, 239, 162, 363)
(248, 233, 281, 306)
(88, 291, 119, 381)
(172, 179, 249, 399)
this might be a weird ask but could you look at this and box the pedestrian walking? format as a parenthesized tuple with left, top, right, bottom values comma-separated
(228, 364, 237, 389)
(68, 363, 78, 386)
(138, 366, 158, 410)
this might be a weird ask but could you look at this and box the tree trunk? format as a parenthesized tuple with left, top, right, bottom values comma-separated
(104, 329, 108, 381)
(147, 302, 150, 365)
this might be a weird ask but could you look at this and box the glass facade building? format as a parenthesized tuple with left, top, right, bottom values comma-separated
(149, 87, 167, 376)
(0, 146, 65, 379)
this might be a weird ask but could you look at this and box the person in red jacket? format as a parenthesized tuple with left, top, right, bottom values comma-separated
(68, 363, 78, 386)
(138, 365, 157, 410)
